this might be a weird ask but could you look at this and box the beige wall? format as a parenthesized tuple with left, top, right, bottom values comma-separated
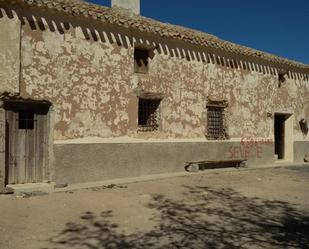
(140, 51, 309, 140)
(0, 9, 20, 93)
(1, 8, 308, 142)
(20, 22, 136, 140)
(0, 107, 6, 190)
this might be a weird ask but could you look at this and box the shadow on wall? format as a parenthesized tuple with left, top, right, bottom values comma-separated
(2, 6, 308, 81)
(42, 185, 309, 249)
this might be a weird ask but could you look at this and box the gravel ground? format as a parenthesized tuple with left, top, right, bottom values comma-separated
(0, 165, 309, 249)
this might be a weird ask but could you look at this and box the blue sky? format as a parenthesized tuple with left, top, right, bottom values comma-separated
(88, 0, 309, 64)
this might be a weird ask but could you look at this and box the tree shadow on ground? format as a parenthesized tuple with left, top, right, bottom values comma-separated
(43, 185, 309, 249)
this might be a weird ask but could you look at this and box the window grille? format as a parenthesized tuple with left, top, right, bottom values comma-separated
(207, 106, 225, 140)
(138, 98, 161, 132)
(18, 111, 36, 130)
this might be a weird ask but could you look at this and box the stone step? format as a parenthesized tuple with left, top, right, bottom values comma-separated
(6, 183, 55, 195)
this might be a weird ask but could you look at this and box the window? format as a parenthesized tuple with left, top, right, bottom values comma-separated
(138, 98, 161, 132)
(278, 73, 286, 88)
(206, 100, 228, 140)
(299, 118, 308, 137)
(134, 47, 150, 74)
(18, 111, 35, 130)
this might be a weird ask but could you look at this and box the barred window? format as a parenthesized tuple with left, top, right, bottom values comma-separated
(207, 105, 226, 140)
(18, 111, 35, 130)
(138, 98, 161, 132)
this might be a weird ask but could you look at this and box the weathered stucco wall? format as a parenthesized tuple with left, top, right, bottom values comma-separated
(14, 9, 309, 142)
(0, 9, 20, 94)
(20, 21, 136, 140)
(0, 7, 308, 187)
(143, 53, 309, 140)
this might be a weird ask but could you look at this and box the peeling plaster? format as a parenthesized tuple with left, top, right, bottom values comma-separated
(9, 13, 308, 141)
(0, 12, 20, 93)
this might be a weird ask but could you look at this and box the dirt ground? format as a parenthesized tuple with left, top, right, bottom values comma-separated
(0, 165, 309, 249)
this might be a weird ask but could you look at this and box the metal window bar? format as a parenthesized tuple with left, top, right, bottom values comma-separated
(138, 99, 160, 132)
(207, 106, 224, 139)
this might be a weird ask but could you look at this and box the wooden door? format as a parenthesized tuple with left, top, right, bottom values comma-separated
(6, 110, 47, 184)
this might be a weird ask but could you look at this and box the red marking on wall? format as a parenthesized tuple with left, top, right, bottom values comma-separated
(228, 137, 273, 159)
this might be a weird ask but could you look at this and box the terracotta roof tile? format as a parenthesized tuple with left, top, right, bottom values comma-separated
(3, 0, 309, 72)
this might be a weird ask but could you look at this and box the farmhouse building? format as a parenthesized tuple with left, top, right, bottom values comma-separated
(0, 0, 309, 190)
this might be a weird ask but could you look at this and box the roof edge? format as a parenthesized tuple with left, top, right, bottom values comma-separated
(1, 0, 309, 72)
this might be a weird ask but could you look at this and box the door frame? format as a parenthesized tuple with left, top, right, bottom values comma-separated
(274, 112, 294, 162)
(1, 97, 54, 186)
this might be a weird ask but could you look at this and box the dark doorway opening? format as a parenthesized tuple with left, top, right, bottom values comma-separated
(274, 114, 287, 160)
(4, 121, 9, 186)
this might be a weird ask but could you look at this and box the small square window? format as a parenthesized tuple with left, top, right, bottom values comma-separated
(138, 98, 161, 132)
(134, 48, 150, 74)
(18, 111, 35, 130)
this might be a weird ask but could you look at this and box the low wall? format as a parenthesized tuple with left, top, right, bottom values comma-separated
(53, 141, 275, 184)
(294, 141, 309, 163)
